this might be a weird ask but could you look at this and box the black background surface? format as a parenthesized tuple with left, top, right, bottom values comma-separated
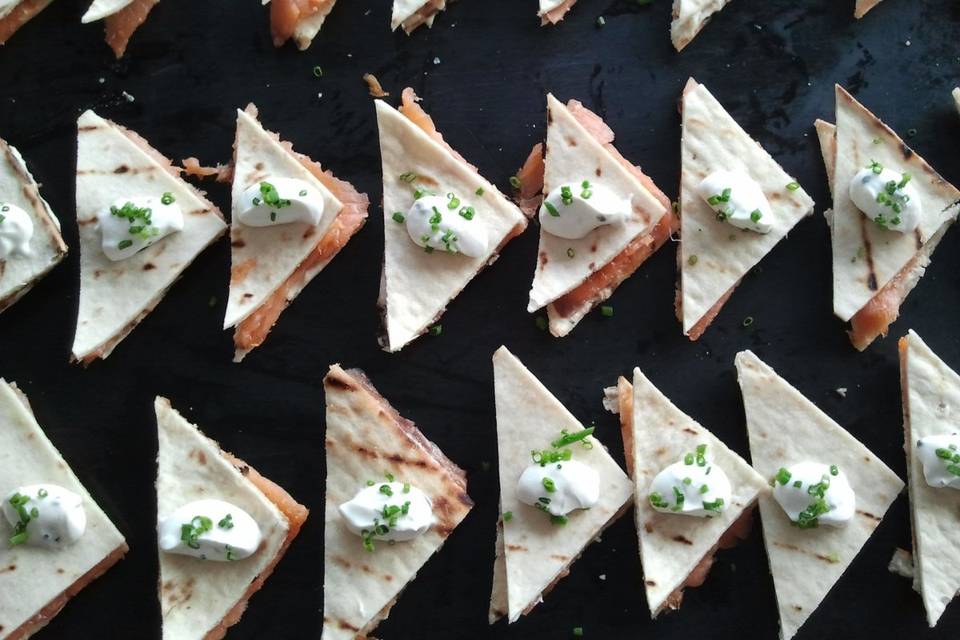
(1, 0, 959, 638)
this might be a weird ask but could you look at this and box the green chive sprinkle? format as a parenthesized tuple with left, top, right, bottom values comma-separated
(566, 247, 576, 258)
(503, 511, 513, 522)
(775, 467, 792, 485)
(509, 176, 522, 189)
(379, 484, 394, 497)
(535, 316, 548, 331)
(313, 66, 323, 77)
(544, 201, 560, 217)
(600, 305, 614, 317)
(688, 254, 698, 266)
(786, 182, 800, 191)
(429, 324, 442, 336)
(392, 211, 405, 223)
(475, 187, 485, 196)
(542, 477, 556, 493)
(160, 192, 175, 205)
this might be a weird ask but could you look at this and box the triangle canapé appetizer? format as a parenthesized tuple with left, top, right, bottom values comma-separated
(391, 0, 451, 34)
(376, 88, 528, 352)
(81, 0, 160, 58)
(897, 330, 960, 626)
(0, 137, 67, 314)
(322, 364, 473, 639)
(489, 346, 633, 624)
(266, 0, 339, 50)
(155, 397, 308, 640)
(72, 110, 226, 365)
(0, 379, 127, 640)
(815, 86, 960, 351)
(736, 350, 903, 640)
(606, 369, 767, 617)
(671, 0, 733, 52)
(678, 79, 814, 341)
(516, 94, 675, 337)
(226, 104, 368, 362)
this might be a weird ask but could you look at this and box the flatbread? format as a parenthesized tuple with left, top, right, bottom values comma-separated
(814, 119, 836, 197)
(899, 330, 960, 626)
(854, 0, 883, 19)
(627, 367, 768, 616)
(489, 346, 633, 623)
(527, 94, 667, 315)
(671, 0, 732, 52)
(736, 350, 903, 640)
(80, 0, 131, 22)
(679, 79, 814, 337)
(0, 139, 67, 313)
(0, 379, 127, 640)
(156, 397, 305, 640)
(322, 365, 472, 639)
(391, 0, 448, 34)
(225, 106, 342, 330)
(376, 97, 527, 352)
(291, 0, 337, 50)
(72, 110, 226, 363)
(831, 85, 960, 323)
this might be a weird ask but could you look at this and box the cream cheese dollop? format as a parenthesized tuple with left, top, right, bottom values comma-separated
(3, 484, 86, 549)
(771, 461, 855, 529)
(697, 169, 773, 234)
(158, 499, 262, 562)
(517, 459, 600, 517)
(403, 193, 487, 257)
(647, 445, 731, 517)
(339, 481, 434, 547)
(849, 163, 922, 233)
(538, 181, 630, 240)
(237, 178, 325, 228)
(98, 194, 183, 261)
(916, 433, 960, 490)
(0, 203, 34, 259)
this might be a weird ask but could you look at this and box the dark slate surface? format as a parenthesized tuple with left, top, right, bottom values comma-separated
(0, 0, 958, 638)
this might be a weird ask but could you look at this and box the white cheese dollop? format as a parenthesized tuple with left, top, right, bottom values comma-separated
(848, 164, 922, 233)
(647, 445, 732, 517)
(697, 169, 773, 234)
(404, 194, 487, 258)
(339, 481, 434, 543)
(98, 195, 183, 261)
(2, 484, 86, 549)
(517, 459, 600, 517)
(538, 181, 630, 240)
(0, 202, 34, 259)
(158, 499, 262, 562)
(772, 461, 855, 528)
(916, 433, 960, 490)
(237, 178, 325, 227)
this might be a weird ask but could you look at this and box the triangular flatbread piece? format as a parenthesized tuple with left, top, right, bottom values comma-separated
(226, 105, 367, 362)
(72, 110, 226, 364)
(391, 0, 449, 34)
(671, 0, 732, 51)
(620, 367, 767, 617)
(0, 138, 67, 313)
(376, 91, 527, 351)
(527, 94, 670, 335)
(0, 0, 55, 46)
(828, 86, 959, 349)
(679, 79, 814, 340)
(736, 350, 903, 640)
(854, 0, 882, 19)
(0, 379, 127, 639)
(155, 397, 307, 640)
(489, 346, 633, 623)
(322, 365, 472, 639)
(898, 330, 960, 626)
(265, 0, 338, 49)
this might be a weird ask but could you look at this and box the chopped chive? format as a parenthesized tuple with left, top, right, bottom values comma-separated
(542, 477, 556, 493)
(688, 254, 698, 266)
(566, 247, 576, 258)
(544, 201, 560, 217)
(503, 511, 513, 522)
(399, 171, 417, 183)
(379, 484, 394, 497)
(742, 316, 754, 327)
(509, 176, 522, 189)
(830, 465, 839, 476)
(312, 65, 323, 77)
(786, 182, 800, 191)
(535, 316, 548, 331)
(475, 187, 485, 196)
(429, 324, 442, 336)
(775, 467, 792, 485)
(600, 305, 614, 317)
(160, 192, 175, 205)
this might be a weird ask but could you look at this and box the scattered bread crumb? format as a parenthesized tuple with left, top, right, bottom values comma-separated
(836, 387, 848, 398)
(888, 548, 915, 580)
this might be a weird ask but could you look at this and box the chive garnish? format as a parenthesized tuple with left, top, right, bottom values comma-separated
(218, 514, 234, 530)
(509, 176, 521, 189)
(160, 192, 175, 205)
(392, 211, 405, 223)
(544, 201, 560, 217)
(551, 427, 594, 448)
(600, 305, 614, 317)
(786, 181, 800, 191)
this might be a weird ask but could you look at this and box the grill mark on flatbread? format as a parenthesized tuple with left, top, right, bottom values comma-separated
(188, 208, 211, 216)
(672, 535, 694, 545)
(539, 251, 548, 267)
(506, 544, 527, 552)
(142, 262, 156, 271)
(0, 564, 15, 573)
(76, 164, 158, 176)
(550, 553, 570, 561)
(566, 137, 577, 147)
(772, 541, 840, 564)
(231, 239, 246, 248)
(645, 579, 656, 586)
(77, 125, 101, 132)
(681, 426, 697, 435)
(857, 214, 879, 291)
(856, 509, 881, 522)
(78, 217, 97, 226)
(303, 226, 317, 240)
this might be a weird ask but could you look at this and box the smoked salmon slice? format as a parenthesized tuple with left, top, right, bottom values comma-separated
(0, 0, 53, 45)
(104, 0, 158, 58)
(268, 0, 335, 48)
